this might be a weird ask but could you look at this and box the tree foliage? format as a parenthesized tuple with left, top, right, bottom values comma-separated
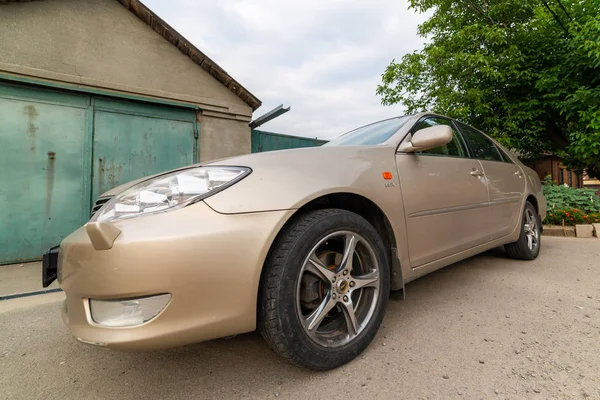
(377, 0, 600, 178)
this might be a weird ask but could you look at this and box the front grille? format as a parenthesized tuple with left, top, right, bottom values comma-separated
(90, 196, 113, 218)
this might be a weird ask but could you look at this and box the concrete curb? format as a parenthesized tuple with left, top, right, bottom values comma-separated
(542, 225, 575, 237)
(543, 224, 600, 238)
(593, 223, 600, 238)
(576, 224, 594, 238)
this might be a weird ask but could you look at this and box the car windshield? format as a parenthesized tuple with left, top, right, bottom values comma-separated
(324, 116, 411, 146)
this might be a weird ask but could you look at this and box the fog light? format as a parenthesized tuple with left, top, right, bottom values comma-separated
(89, 294, 171, 327)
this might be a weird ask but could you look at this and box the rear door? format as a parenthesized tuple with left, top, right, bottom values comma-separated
(455, 121, 525, 240)
(395, 116, 490, 267)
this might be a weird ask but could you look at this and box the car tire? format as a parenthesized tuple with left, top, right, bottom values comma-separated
(258, 209, 390, 371)
(504, 201, 541, 260)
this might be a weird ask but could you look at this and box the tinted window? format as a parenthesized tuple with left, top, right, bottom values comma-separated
(495, 145, 514, 163)
(413, 117, 468, 158)
(456, 121, 503, 162)
(324, 116, 411, 146)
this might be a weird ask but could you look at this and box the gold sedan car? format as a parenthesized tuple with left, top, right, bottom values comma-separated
(42, 112, 546, 371)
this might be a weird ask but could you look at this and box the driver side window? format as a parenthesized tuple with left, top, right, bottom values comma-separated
(414, 117, 468, 158)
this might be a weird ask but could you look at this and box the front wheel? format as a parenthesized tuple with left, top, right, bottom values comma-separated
(505, 201, 541, 260)
(258, 209, 390, 370)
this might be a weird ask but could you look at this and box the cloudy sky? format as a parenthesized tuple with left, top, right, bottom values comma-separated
(144, 0, 429, 140)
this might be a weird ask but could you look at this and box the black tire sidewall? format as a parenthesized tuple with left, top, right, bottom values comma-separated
(264, 210, 390, 370)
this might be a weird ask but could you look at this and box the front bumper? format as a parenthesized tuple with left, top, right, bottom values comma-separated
(58, 201, 294, 350)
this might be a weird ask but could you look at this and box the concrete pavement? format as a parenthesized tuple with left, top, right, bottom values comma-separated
(0, 261, 59, 298)
(1, 237, 599, 399)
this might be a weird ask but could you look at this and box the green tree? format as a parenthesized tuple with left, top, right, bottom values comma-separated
(377, 0, 600, 178)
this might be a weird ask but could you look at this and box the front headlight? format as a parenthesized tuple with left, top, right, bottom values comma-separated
(96, 166, 250, 222)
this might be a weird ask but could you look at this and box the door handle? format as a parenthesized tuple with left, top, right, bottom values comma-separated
(470, 169, 484, 177)
(514, 170, 523, 178)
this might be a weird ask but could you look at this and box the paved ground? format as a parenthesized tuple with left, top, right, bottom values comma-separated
(0, 261, 58, 297)
(1, 236, 599, 400)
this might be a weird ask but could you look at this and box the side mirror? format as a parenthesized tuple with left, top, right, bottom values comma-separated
(398, 125, 453, 153)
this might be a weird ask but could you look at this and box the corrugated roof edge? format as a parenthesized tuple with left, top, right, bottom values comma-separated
(118, 0, 262, 111)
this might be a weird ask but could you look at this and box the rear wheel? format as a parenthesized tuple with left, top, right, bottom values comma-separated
(258, 209, 390, 370)
(505, 201, 541, 260)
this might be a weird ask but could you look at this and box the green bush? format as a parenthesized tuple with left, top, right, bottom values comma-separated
(542, 182, 600, 215)
(541, 175, 600, 225)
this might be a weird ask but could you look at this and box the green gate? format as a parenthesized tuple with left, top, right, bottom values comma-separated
(251, 129, 327, 153)
(0, 84, 90, 264)
(0, 81, 197, 264)
(91, 98, 196, 201)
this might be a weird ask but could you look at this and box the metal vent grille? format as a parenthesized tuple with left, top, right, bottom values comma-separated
(90, 196, 113, 218)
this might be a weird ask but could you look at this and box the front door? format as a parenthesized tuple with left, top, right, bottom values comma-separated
(396, 117, 490, 267)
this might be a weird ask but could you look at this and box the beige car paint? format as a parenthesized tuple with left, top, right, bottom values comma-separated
(85, 221, 122, 250)
(394, 153, 491, 267)
(479, 159, 526, 240)
(57, 111, 546, 350)
(397, 124, 454, 152)
(59, 202, 295, 349)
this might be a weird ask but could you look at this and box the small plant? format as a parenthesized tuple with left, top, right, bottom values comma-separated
(542, 174, 555, 186)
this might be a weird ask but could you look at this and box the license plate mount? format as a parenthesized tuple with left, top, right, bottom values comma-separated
(42, 246, 60, 288)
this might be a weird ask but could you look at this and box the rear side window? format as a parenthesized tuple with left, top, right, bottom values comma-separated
(494, 145, 514, 163)
(413, 117, 468, 158)
(456, 121, 503, 162)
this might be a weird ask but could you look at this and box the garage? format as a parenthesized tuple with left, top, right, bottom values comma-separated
(0, 81, 197, 263)
(0, 0, 262, 264)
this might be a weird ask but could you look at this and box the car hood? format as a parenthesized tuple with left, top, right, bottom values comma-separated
(98, 146, 383, 198)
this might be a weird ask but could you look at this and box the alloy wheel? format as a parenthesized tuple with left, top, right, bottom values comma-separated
(524, 208, 539, 251)
(296, 231, 381, 347)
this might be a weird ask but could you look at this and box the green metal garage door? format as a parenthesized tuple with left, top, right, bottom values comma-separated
(91, 98, 196, 201)
(0, 82, 197, 264)
(0, 84, 89, 265)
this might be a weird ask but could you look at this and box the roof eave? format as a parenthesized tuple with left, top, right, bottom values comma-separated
(118, 0, 262, 111)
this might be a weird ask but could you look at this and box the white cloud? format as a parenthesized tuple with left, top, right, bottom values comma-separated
(144, 0, 428, 139)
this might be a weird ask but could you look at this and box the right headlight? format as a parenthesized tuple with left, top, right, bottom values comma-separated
(96, 166, 251, 222)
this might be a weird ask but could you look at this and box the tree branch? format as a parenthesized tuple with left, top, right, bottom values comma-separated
(540, 0, 570, 36)
(554, 0, 573, 22)
(464, 0, 495, 25)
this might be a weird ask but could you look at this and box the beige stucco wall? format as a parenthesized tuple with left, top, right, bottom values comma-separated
(199, 114, 251, 162)
(0, 0, 253, 121)
(0, 0, 255, 159)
